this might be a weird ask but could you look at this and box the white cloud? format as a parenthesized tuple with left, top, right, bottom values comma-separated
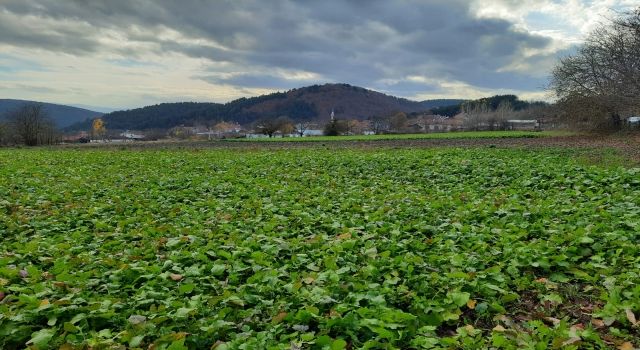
(0, 0, 635, 107)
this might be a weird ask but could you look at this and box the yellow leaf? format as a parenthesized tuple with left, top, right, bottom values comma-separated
(39, 299, 50, 307)
(492, 325, 506, 332)
(591, 319, 605, 328)
(464, 324, 474, 332)
(169, 273, 183, 281)
(303, 276, 315, 284)
(272, 311, 287, 324)
(336, 232, 352, 240)
(467, 299, 477, 309)
(618, 342, 635, 350)
(172, 332, 189, 340)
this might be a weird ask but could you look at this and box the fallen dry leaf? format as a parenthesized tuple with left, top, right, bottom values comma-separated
(39, 299, 50, 307)
(467, 299, 477, 309)
(625, 309, 637, 326)
(211, 341, 227, 349)
(336, 232, 352, 240)
(272, 311, 288, 323)
(618, 342, 635, 350)
(493, 325, 506, 332)
(562, 337, 581, 346)
(591, 319, 605, 328)
(544, 317, 561, 326)
(169, 273, 183, 281)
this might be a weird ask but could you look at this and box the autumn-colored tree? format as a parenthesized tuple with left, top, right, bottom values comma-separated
(345, 119, 370, 135)
(92, 118, 106, 140)
(277, 116, 295, 137)
(213, 121, 235, 133)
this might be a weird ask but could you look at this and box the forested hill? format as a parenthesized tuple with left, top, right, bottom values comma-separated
(0, 99, 103, 128)
(67, 102, 224, 131)
(66, 84, 463, 131)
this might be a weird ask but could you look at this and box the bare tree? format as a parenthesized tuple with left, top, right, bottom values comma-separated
(495, 101, 514, 130)
(461, 101, 490, 131)
(550, 7, 640, 130)
(370, 115, 390, 134)
(414, 115, 430, 133)
(295, 120, 313, 137)
(389, 112, 408, 133)
(255, 118, 280, 138)
(8, 103, 58, 146)
(278, 116, 295, 137)
(255, 116, 293, 137)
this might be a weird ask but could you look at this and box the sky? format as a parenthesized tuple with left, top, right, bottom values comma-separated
(0, 0, 637, 111)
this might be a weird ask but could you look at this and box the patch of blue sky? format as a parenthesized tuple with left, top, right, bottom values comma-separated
(524, 11, 577, 36)
(0, 53, 47, 73)
(106, 58, 159, 68)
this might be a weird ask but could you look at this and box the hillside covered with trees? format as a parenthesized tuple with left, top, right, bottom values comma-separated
(0, 99, 102, 128)
(66, 84, 462, 131)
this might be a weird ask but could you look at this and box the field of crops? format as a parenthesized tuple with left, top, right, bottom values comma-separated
(1, 147, 639, 349)
(231, 131, 573, 142)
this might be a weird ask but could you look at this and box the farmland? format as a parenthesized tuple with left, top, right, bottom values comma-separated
(1, 146, 639, 349)
(230, 131, 572, 142)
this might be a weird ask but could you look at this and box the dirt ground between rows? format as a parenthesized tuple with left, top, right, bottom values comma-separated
(63, 133, 640, 166)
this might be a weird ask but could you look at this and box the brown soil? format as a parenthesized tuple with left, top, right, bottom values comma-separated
(61, 133, 640, 165)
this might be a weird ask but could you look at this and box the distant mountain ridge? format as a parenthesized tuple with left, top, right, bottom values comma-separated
(66, 84, 465, 131)
(0, 99, 103, 128)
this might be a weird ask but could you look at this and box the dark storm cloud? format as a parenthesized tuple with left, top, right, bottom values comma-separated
(0, 0, 558, 96)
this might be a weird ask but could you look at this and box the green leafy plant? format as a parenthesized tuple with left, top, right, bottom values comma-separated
(0, 147, 638, 349)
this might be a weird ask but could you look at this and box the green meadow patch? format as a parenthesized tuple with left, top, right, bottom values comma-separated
(0, 148, 639, 349)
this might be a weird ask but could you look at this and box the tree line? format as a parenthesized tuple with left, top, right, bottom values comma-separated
(0, 103, 59, 146)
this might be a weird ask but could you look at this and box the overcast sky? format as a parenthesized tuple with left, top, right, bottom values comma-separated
(0, 0, 636, 110)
